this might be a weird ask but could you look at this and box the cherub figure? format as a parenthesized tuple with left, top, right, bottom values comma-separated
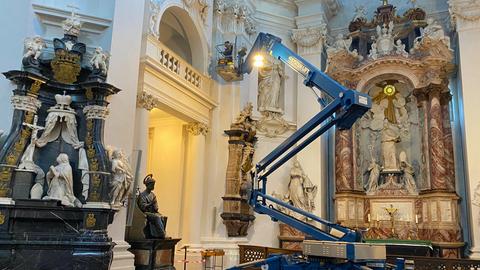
(23, 36, 46, 61)
(394, 39, 408, 57)
(90, 47, 109, 75)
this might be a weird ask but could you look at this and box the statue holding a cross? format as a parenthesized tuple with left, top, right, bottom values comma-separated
(18, 115, 44, 171)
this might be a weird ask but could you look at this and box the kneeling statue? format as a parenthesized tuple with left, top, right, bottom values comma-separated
(137, 174, 167, 239)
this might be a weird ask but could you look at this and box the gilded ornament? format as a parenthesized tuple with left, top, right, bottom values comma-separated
(87, 149, 96, 159)
(90, 159, 99, 171)
(29, 80, 43, 95)
(86, 119, 94, 130)
(85, 213, 96, 228)
(0, 212, 5, 225)
(6, 154, 17, 165)
(50, 50, 81, 84)
(24, 112, 34, 124)
(85, 88, 94, 100)
(92, 175, 101, 186)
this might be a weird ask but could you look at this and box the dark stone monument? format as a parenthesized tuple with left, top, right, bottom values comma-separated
(0, 11, 120, 270)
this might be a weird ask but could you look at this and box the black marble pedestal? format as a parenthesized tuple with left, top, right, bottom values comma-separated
(129, 238, 181, 270)
(0, 199, 115, 270)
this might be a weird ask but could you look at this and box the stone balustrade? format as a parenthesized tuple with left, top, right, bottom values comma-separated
(146, 35, 210, 95)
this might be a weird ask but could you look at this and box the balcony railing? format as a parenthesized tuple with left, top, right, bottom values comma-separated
(145, 36, 211, 95)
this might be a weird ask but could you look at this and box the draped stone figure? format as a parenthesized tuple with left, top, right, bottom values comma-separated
(110, 150, 134, 205)
(258, 60, 284, 113)
(288, 160, 317, 214)
(137, 174, 166, 239)
(365, 158, 381, 194)
(399, 151, 417, 194)
(43, 153, 80, 207)
(381, 121, 401, 170)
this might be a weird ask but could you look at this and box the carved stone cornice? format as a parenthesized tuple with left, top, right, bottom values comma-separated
(291, 25, 327, 48)
(449, 0, 480, 28)
(83, 105, 109, 120)
(10, 95, 42, 113)
(136, 91, 159, 111)
(186, 122, 209, 136)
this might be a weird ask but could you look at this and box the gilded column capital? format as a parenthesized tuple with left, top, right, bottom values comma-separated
(136, 91, 159, 111)
(186, 122, 209, 136)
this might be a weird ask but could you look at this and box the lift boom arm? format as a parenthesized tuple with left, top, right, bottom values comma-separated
(238, 32, 372, 243)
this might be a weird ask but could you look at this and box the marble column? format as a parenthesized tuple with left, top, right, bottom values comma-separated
(291, 18, 328, 217)
(335, 129, 354, 192)
(441, 92, 455, 190)
(181, 122, 208, 246)
(449, 0, 480, 258)
(414, 92, 432, 189)
(105, 0, 146, 268)
(427, 86, 452, 191)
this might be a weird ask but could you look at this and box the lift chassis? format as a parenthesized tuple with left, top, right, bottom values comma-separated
(223, 32, 408, 270)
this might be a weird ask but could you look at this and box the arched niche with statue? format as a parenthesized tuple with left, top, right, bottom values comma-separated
(327, 1, 463, 258)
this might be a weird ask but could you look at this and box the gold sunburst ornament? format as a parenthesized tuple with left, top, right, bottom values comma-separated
(383, 84, 396, 96)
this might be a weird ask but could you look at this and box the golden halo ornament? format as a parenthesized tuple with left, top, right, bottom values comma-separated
(383, 84, 396, 96)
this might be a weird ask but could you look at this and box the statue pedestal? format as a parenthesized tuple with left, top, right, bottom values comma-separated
(128, 238, 181, 270)
(0, 199, 115, 270)
(278, 223, 305, 250)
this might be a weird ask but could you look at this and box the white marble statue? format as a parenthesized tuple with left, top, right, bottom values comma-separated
(399, 151, 417, 194)
(394, 39, 409, 57)
(353, 5, 367, 21)
(110, 149, 134, 205)
(23, 36, 46, 60)
(327, 34, 352, 54)
(375, 21, 395, 56)
(288, 160, 317, 213)
(258, 60, 285, 113)
(149, 0, 160, 37)
(90, 47, 109, 75)
(368, 42, 378, 60)
(271, 191, 293, 217)
(419, 18, 450, 48)
(381, 121, 401, 171)
(18, 115, 44, 170)
(43, 153, 81, 207)
(365, 157, 381, 194)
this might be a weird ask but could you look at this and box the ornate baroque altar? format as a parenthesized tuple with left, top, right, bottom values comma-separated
(328, 2, 461, 258)
(0, 11, 123, 269)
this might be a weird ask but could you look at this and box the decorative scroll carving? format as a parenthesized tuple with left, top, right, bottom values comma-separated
(83, 105, 109, 120)
(214, 0, 256, 36)
(291, 25, 327, 48)
(11, 95, 42, 113)
(186, 122, 209, 136)
(449, 0, 480, 25)
(137, 91, 160, 111)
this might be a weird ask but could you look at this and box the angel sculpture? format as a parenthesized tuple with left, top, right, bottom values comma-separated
(418, 18, 451, 48)
(394, 39, 409, 57)
(353, 5, 367, 21)
(90, 47, 109, 75)
(23, 36, 46, 61)
(109, 149, 134, 205)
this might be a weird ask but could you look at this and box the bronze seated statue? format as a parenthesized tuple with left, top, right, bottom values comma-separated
(137, 174, 167, 239)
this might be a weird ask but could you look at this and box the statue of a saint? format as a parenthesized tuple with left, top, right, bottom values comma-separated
(43, 153, 81, 207)
(137, 174, 166, 239)
(110, 149, 134, 205)
(258, 60, 284, 113)
(421, 18, 450, 48)
(399, 151, 417, 194)
(365, 157, 381, 194)
(288, 160, 317, 213)
(381, 121, 401, 171)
